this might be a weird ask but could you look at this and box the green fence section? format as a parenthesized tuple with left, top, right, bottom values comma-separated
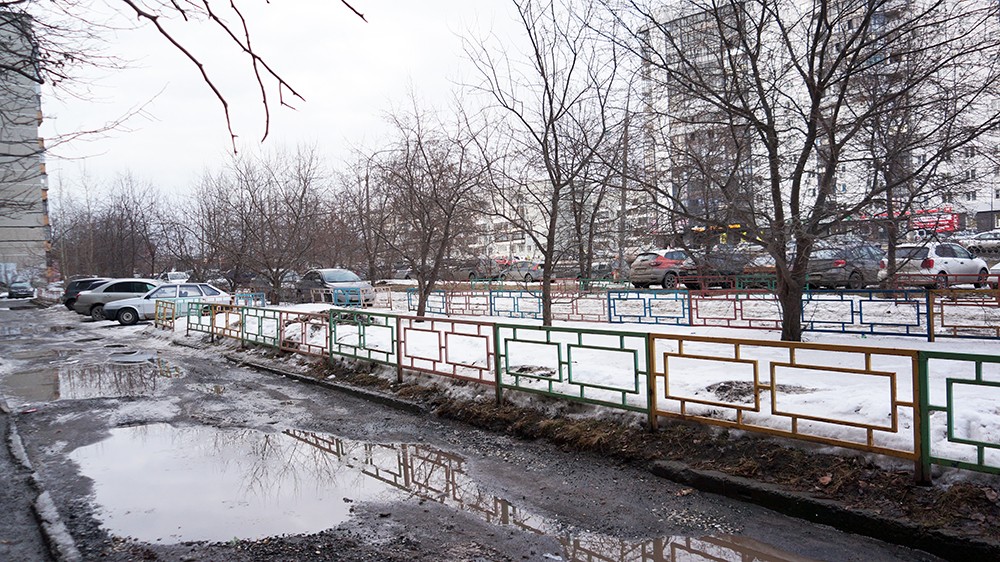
(239, 307, 282, 348)
(494, 323, 650, 413)
(920, 350, 1000, 476)
(177, 300, 214, 335)
(328, 309, 398, 366)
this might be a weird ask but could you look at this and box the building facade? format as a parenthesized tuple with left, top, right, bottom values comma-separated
(0, 12, 48, 285)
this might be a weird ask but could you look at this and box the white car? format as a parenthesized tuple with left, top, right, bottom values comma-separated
(103, 283, 230, 325)
(991, 262, 1000, 289)
(879, 242, 990, 288)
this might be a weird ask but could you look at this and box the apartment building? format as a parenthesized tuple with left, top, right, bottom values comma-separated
(0, 12, 49, 283)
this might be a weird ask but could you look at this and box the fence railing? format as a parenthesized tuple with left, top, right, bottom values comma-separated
(406, 286, 1000, 341)
(647, 333, 922, 473)
(920, 350, 1000, 477)
(168, 301, 1000, 483)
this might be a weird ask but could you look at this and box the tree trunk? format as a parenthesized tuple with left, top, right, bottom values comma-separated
(777, 276, 804, 341)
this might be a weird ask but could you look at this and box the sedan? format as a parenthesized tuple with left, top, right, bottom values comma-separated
(72, 278, 159, 320)
(806, 243, 884, 289)
(501, 260, 544, 282)
(104, 283, 231, 325)
(296, 268, 375, 305)
(955, 230, 1000, 256)
(7, 282, 34, 299)
(879, 242, 990, 287)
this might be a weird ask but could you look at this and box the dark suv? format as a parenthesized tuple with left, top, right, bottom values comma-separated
(62, 277, 110, 310)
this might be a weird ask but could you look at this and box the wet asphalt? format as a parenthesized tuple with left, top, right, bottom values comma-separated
(0, 300, 946, 562)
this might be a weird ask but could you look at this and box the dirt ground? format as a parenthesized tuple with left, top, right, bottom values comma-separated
(316, 361, 1000, 549)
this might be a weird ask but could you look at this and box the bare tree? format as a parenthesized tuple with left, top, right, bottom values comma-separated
(369, 97, 489, 317)
(466, 0, 626, 325)
(602, 0, 1000, 340)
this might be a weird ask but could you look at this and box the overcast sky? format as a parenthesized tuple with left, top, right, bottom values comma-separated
(41, 1, 519, 197)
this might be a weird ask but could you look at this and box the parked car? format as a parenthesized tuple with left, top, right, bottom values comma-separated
(296, 268, 375, 305)
(104, 283, 231, 325)
(805, 242, 884, 289)
(955, 230, 1000, 256)
(72, 278, 160, 320)
(879, 242, 990, 287)
(991, 261, 1000, 289)
(630, 248, 746, 289)
(629, 249, 694, 288)
(62, 277, 111, 309)
(445, 258, 505, 281)
(7, 281, 34, 299)
(501, 260, 544, 282)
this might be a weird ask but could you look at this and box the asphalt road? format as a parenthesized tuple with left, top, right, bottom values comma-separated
(0, 301, 943, 561)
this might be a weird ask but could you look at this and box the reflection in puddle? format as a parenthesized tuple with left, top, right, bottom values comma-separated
(72, 425, 817, 560)
(1, 359, 180, 402)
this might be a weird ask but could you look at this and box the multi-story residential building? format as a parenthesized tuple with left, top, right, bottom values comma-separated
(642, 0, 1000, 245)
(0, 12, 49, 283)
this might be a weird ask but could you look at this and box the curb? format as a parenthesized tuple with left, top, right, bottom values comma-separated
(651, 460, 1000, 562)
(222, 354, 426, 415)
(2, 397, 82, 562)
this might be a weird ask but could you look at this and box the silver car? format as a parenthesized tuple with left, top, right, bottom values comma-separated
(955, 230, 1000, 256)
(296, 268, 375, 305)
(104, 283, 231, 325)
(72, 278, 160, 320)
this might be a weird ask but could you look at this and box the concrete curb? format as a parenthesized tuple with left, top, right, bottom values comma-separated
(2, 398, 82, 562)
(651, 460, 1000, 561)
(222, 354, 426, 415)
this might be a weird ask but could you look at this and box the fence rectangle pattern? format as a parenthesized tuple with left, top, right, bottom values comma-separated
(168, 299, 1000, 481)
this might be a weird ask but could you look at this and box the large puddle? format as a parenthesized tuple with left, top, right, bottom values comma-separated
(71, 424, 817, 561)
(2, 358, 181, 402)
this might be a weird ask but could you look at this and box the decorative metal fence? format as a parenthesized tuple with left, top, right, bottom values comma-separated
(920, 350, 1000, 477)
(494, 323, 651, 413)
(166, 300, 1000, 482)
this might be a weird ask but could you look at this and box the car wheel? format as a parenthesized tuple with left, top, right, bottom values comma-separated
(662, 273, 679, 289)
(935, 272, 949, 289)
(975, 268, 990, 289)
(969, 246, 981, 255)
(117, 308, 139, 326)
(468, 273, 476, 282)
(90, 304, 106, 321)
(847, 271, 864, 290)
(524, 274, 533, 283)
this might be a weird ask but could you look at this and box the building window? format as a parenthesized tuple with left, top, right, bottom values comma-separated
(965, 191, 976, 201)
(966, 169, 977, 181)
(943, 192, 955, 203)
(965, 146, 976, 158)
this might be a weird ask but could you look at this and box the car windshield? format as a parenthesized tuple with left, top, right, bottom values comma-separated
(320, 270, 361, 283)
(898, 247, 929, 259)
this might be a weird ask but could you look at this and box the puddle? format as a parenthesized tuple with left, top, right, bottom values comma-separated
(70, 425, 818, 560)
(1, 359, 181, 402)
(104, 344, 128, 348)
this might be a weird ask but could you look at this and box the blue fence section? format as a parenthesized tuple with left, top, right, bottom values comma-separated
(801, 289, 929, 337)
(607, 290, 689, 325)
(489, 290, 543, 319)
(405, 288, 449, 314)
(233, 292, 268, 307)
